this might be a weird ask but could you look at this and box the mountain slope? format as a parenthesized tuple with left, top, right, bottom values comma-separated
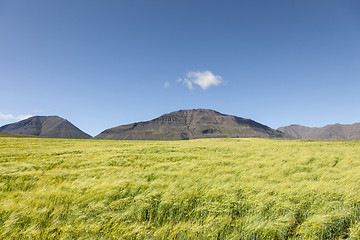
(0, 116, 91, 139)
(278, 123, 360, 140)
(95, 109, 288, 140)
(0, 131, 45, 138)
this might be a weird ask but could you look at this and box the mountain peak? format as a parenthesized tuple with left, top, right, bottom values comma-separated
(0, 116, 91, 139)
(95, 109, 288, 140)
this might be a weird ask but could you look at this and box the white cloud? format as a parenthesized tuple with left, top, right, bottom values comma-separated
(178, 71, 223, 90)
(0, 112, 32, 121)
(163, 81, 170, 88)
(183, 78, 194, 90)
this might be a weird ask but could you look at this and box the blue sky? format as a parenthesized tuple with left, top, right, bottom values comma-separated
(1, 0, 360, 136)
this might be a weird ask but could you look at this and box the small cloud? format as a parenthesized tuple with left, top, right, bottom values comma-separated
(183, 78, 194, 90)
(178, 71, 223, 90)
(176, 77, 193, 89)
(0, 112, 32, 121)
(163, 81, 170, 88)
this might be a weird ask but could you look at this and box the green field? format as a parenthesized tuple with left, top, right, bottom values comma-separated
(1, 137, 360, 239)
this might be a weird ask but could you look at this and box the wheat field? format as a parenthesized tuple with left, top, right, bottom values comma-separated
(1, 137, 360, 239)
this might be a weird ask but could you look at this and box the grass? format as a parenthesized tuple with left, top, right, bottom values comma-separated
(1, 137, 360, 239)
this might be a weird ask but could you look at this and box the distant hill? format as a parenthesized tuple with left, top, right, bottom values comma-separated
(278, 123, 360, 140)
(0, 116, 91, 139)
(95, 109, 289, 140)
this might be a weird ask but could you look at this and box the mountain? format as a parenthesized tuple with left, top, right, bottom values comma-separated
(0, 116, 92, 139)
(95, 109, 289, 140)
(278, 123, 360, 140)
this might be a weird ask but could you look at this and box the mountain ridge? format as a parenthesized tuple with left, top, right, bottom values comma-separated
(278, 123, 360, 139)
(3, 111, 359, 140)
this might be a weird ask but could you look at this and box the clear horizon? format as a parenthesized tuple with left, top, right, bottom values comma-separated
(1, 0, 360, 136)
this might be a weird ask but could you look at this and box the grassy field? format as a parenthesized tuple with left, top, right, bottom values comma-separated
(1, 137, 360, 239)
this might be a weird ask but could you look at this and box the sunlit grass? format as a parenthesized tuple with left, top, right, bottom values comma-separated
(1, 137, 360, 239)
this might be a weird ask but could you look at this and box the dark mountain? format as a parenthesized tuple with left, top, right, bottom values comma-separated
(278, 123, 360, 140)
(95, 109, 289, 140)
(0, 116, 91, 139)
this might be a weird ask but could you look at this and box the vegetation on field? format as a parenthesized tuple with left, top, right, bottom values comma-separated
(1, 137, 360, 239)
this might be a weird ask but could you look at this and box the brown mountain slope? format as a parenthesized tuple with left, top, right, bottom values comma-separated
(0, 132, 45, 138)
(0, 116, 92, 139)
(95, 109, 289, 140)
(278, 123, 360, 140)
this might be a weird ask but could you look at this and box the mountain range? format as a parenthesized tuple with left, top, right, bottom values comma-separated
(0, 109, 359, 140)
(278, 123, 360, 140)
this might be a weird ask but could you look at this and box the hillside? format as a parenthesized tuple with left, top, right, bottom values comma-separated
(0, 116, 91, 139)
(279, 123, 360, 140)
(0, 131, 46, 138)
(95, 109, 288, 140)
